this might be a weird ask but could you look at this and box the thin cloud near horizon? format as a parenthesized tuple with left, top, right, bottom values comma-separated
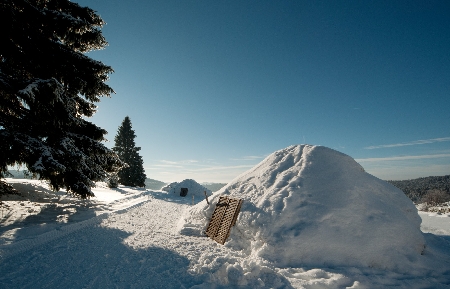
(230, 155, 267, 161)
(365, 137, 450, 149)
(145, 163, 255, 183)
(159, 159, 199, 164)
(356, 153, 450, 163)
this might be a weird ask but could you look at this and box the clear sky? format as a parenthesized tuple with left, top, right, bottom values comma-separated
(75, 0, 450, 183)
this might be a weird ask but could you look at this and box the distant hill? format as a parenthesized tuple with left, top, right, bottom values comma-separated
(387, 175, 450, 203)
(144, 178, 167, 190)
(144, 179, 228, 192)
(7, 171, 168, 191)
(11, 169, 448, 202)
(201, 183, 227, 192)
(5, 171, 226, 192)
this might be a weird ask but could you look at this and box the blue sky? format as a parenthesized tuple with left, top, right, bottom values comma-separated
(76, 0, 450, 183)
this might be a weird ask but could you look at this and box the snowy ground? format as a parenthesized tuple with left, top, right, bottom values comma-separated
(1, 178, 450, 288)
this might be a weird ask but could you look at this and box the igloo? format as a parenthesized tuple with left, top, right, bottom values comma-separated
(178, 145, 425, 270)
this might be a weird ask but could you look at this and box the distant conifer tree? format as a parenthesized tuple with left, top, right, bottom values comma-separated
(113, 117, 147, 187)
(0, 0, 123, 198)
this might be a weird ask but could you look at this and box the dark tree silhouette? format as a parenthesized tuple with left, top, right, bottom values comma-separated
(113, 117, 146, 187)
(0, 0, 123, 198)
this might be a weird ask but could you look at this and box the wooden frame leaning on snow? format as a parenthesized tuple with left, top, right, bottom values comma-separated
(205, 196, 243, 245)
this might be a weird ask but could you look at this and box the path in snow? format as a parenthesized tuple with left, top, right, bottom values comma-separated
(0, 193, 201, 288)
(0, 191, 291, 288)
(96, 193, 298, 288)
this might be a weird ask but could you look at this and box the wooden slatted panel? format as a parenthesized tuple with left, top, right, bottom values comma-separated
(205, 196, 243, 245)
(205, 196, 229, 239)
(214, 198, 241, 244)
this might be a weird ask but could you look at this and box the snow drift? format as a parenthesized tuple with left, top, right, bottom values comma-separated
(178, 145, 426, 270)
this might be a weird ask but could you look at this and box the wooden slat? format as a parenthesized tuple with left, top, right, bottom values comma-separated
(231, 198, 243, 227)
(205, 196, 243, 245)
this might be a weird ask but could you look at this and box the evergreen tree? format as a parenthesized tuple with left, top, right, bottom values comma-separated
(113, 117, 147, 187)
(0, 0, 123, 198)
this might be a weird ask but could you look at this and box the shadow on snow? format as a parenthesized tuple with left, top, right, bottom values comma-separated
(0, 224, 204, 289)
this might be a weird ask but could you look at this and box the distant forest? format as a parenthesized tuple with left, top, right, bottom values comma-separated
(387, 175, 450, 203)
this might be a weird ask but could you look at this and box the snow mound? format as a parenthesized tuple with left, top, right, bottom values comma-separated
(161, 179, 212, 196)
(178, 145, 426, 270)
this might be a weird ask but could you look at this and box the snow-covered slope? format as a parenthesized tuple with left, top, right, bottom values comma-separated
(178, 145, 425, 271)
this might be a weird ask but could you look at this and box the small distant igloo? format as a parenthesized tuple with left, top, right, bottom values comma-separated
(161, 179, 212, 197)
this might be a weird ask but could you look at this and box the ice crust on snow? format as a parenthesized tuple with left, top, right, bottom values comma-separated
(161, 179, 212, 196)
(178, 144, 426, 270)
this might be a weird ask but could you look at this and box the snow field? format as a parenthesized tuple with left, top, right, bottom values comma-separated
(1, 184, 450, 288)
(1, 182, 361, 288)
(1, 145, 450, 288)
(101, 196, 298, 288)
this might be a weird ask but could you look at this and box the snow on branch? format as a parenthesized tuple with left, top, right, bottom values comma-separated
(17, 78, 65, 105)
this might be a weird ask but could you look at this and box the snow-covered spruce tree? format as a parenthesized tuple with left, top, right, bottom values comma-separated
(0, 0, 123, 198)
(113, 117, 146, 187)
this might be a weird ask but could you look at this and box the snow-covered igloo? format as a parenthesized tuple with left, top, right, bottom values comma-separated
(177, 145, 425, 270)
(161, 179, 212, 196)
